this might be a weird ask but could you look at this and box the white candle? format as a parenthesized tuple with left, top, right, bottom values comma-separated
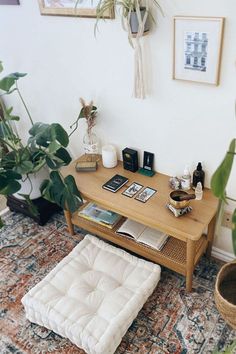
(102, 145, 117, 168)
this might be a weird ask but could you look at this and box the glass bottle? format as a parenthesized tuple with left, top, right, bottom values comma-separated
(83, 131, 99, 158)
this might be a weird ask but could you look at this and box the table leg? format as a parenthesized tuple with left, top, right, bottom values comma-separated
(186, 239, 196, 292)
(64, 210, 75, 235)
(205, 214, 217, 258)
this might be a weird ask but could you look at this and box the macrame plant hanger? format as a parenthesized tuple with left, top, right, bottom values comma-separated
(124, 0, 149, 99)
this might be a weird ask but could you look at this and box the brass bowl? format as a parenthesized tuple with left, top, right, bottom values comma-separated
(169, 190, 190, 209)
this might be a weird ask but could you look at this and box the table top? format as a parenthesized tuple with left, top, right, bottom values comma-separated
(62, 156, 219, 241)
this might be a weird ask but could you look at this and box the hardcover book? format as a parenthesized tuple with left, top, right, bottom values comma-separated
(102, 174, 129, 193)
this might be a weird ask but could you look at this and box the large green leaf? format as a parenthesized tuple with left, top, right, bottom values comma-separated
(28, 122, 51, 147)
(0, 170, 21, 195)
(14, 160, 34, 174)
(0, 72, 27, 92)
(51, 123, 69, 147)
(211, 139, 236, 202)
(40, 171, 83, 212)
(45, 148, 71, 169)
(232, 209, 236, 255)
(0, 61, 3, 74)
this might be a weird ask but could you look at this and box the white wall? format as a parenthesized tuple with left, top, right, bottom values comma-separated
(1, 0, 236, 256)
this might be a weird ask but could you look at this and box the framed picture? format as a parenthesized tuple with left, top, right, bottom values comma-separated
(122, 182, 143, 198)
(38, 0, 114, 19)
(0, 0, 19, 4)
(173, 16, 225, 85)
(135, 187, 157, 203)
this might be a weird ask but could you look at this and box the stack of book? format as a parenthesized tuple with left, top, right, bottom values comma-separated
(78, 202, 122, 229)
(116, 219, 169, 251)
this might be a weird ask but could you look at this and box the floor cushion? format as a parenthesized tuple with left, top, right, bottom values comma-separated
(22, 234, 161, 354)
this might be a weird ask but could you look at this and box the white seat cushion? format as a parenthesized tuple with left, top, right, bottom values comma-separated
(22, 234, 161, 354)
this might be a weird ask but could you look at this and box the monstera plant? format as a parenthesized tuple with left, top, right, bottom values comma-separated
(0, 62, 83, 226)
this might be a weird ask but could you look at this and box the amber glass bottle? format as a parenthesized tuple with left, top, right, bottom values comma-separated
(192, 162, 205, 189)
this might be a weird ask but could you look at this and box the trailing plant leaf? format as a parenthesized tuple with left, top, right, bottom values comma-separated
(211, 139, 236, 202)
(0, 61, 3, 73)
(40, 171, 83, 212)
(0, 72, 27, 92)
(50, 123, 69, 147)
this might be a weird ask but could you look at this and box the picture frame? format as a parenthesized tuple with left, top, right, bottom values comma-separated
(143, 151, 154, 171)
(122, 182, 143, 198)
(173, 16, 225, 85)
(38, 0, 114, 19)
(0, 0, 19, 4)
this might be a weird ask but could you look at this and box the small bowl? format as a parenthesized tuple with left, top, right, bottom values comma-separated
(169, 190, 190, 209)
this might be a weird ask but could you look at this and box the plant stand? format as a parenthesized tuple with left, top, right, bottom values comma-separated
(7, 195, 61, 226)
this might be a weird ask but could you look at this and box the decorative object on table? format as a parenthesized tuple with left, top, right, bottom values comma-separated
(78, 202, 122, 229)
(138, 151, 155, 177)
(211, 125, 236, 329)
(96, 0, 163, 99)
(122, 182, 143, 198)
(195, 182, 203, 200)
(102, 174, 129, 193)
(70, 97, 99, 159)
(122, 147, 139, 172)
(169, 190, 195, 209)
(0, 0, 19, 4)
(173, 16, 225, 85)
(38, 0, 114, 18)
(169, 176, 181, 190)
(7, 195, 61, 226)
(181, 165, 191, 191)
(0, 62, 83, 228)
(135, 186, 156, 203)
(102, 144, 117, 168)
(166, 203, 192, 217)
(75, 160, 97, 172)
(192, 162, 205, 189)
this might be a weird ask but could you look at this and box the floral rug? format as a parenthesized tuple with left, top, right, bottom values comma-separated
(0, 211, 235, 354)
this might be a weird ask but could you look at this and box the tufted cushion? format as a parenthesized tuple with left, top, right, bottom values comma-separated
(22, 234, 161, 354)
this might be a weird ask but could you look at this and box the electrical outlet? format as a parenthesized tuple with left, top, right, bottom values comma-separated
(221, 211, 233, 229)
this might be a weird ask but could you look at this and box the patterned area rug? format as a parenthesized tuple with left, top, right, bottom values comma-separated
(0, 211, 235, 354)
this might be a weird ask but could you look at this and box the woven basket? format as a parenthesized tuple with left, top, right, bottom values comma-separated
(215, 261, 236, 329)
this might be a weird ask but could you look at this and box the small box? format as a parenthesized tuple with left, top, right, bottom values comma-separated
(75, 161, 97, 172)
(122, 148, 139, 172)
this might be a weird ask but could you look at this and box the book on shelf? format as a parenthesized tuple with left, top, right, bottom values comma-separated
(102, 174, 129, 193)
(116, 219, 169, 251)
(78, 202, 122, 229)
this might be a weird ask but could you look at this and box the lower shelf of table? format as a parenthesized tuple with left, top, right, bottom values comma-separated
(71, 213, 208, 276)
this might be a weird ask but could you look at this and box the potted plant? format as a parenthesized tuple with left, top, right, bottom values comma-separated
(211, 138, 236, 329)
(94, 0, 163, 39)
(0, 61, 84, 226)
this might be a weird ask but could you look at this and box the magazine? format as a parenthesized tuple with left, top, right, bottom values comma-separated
(78, 202, 122, 229)
(116, 219, 169, 251)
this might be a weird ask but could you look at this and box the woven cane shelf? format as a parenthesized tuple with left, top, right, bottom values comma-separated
(72, 214, 207, 276)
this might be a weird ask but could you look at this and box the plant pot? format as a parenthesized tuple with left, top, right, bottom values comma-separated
(13, 168, 49, 200)
(215, 261, 236, 329)
(130, 7, 150, 35)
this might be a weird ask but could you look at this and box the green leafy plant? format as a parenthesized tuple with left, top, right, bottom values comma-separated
(0, 62, 83, 226)
(211, 138, 236, 255)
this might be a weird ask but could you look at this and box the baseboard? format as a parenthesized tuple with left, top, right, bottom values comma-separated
(0, 207, 9, 217)
(212, 246, 235, 262)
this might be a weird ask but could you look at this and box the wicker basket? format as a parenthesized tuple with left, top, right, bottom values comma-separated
(215, 261, 236, 329)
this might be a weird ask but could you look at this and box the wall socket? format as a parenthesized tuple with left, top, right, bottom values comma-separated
(221, 211, 233, 229)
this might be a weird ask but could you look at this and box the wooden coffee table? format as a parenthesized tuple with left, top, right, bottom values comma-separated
(62, 156, 218, 292)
